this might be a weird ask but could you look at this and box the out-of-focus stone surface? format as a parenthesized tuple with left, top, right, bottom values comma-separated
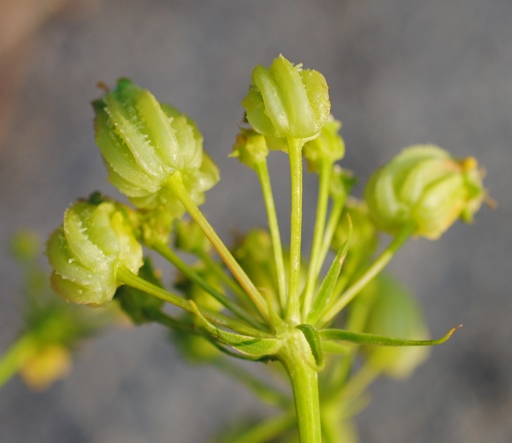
(0, 1, 511, 442)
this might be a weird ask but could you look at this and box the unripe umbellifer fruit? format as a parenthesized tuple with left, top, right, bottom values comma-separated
(242, 55, 331, 141)
(93, 79, 219, 214)
(365, 145, 485, 239)
(46, 200, 143, 306)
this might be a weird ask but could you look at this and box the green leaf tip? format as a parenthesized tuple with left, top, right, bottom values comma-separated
(320, 324, 461, 348)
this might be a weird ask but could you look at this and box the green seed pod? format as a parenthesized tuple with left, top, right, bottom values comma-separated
(242, 54, 331, 140)
(361, 275, 430, 379)
(230, 128, 269, 169)
(46, 200, 143, 306)
(93, 79, 219, 213)
(364, 145, 485, 239)
(303, 117, 345, 172)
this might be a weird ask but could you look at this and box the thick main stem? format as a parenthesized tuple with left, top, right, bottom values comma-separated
(279, 331, 322, 443)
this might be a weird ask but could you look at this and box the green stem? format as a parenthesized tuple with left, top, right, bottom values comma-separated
(167, 174, 271, 323)
(279, 331, 322, 443)
(255, 160, 287, 311)
(320, 222, 415, 326)
(117, 268, 269, 338)
(153, 242, 263, 329)
(286, 138, 305, 324)
(302, 160, 332, 317)
(0, 333, 38, 388)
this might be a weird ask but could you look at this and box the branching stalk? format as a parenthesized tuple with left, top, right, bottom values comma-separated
(167, 174, 271, 324)
(255, 160, 287, 311)
(302, 159, 333, 317)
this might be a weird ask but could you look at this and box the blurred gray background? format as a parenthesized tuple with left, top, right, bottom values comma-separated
(0, 1, 511, 442)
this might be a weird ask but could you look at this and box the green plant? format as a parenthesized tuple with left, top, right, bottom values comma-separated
(1, 55, 486, 442)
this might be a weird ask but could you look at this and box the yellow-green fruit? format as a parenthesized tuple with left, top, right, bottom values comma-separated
(46, 201, 143, 306)
(242, 54, 330, 141)
(365, 145, 485, 239)
(93, 79, 219, 214)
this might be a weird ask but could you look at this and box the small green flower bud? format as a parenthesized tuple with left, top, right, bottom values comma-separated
(19, 344, 71, 391)
(303, 117, 345, 172)
(364, 145, 485, 239)
(46, 200, 143, 306)
(233, 229, 278, 301)
(362, 275, 430, 379)
(230, 128, 268, 169)
(174, 218, 211, 256)
(10, 230, 41, 263)
(93, 79, 219, 213)
(137, 207, 174, 247)
(329, 165, 356, 200)
(242, 54, 331, 140)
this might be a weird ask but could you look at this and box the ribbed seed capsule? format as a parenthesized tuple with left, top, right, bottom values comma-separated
(93, 79, 219, 214)
(242, 54, 331, 141)
(46, 201, 143, 306)
(364, 145, 485, 239)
